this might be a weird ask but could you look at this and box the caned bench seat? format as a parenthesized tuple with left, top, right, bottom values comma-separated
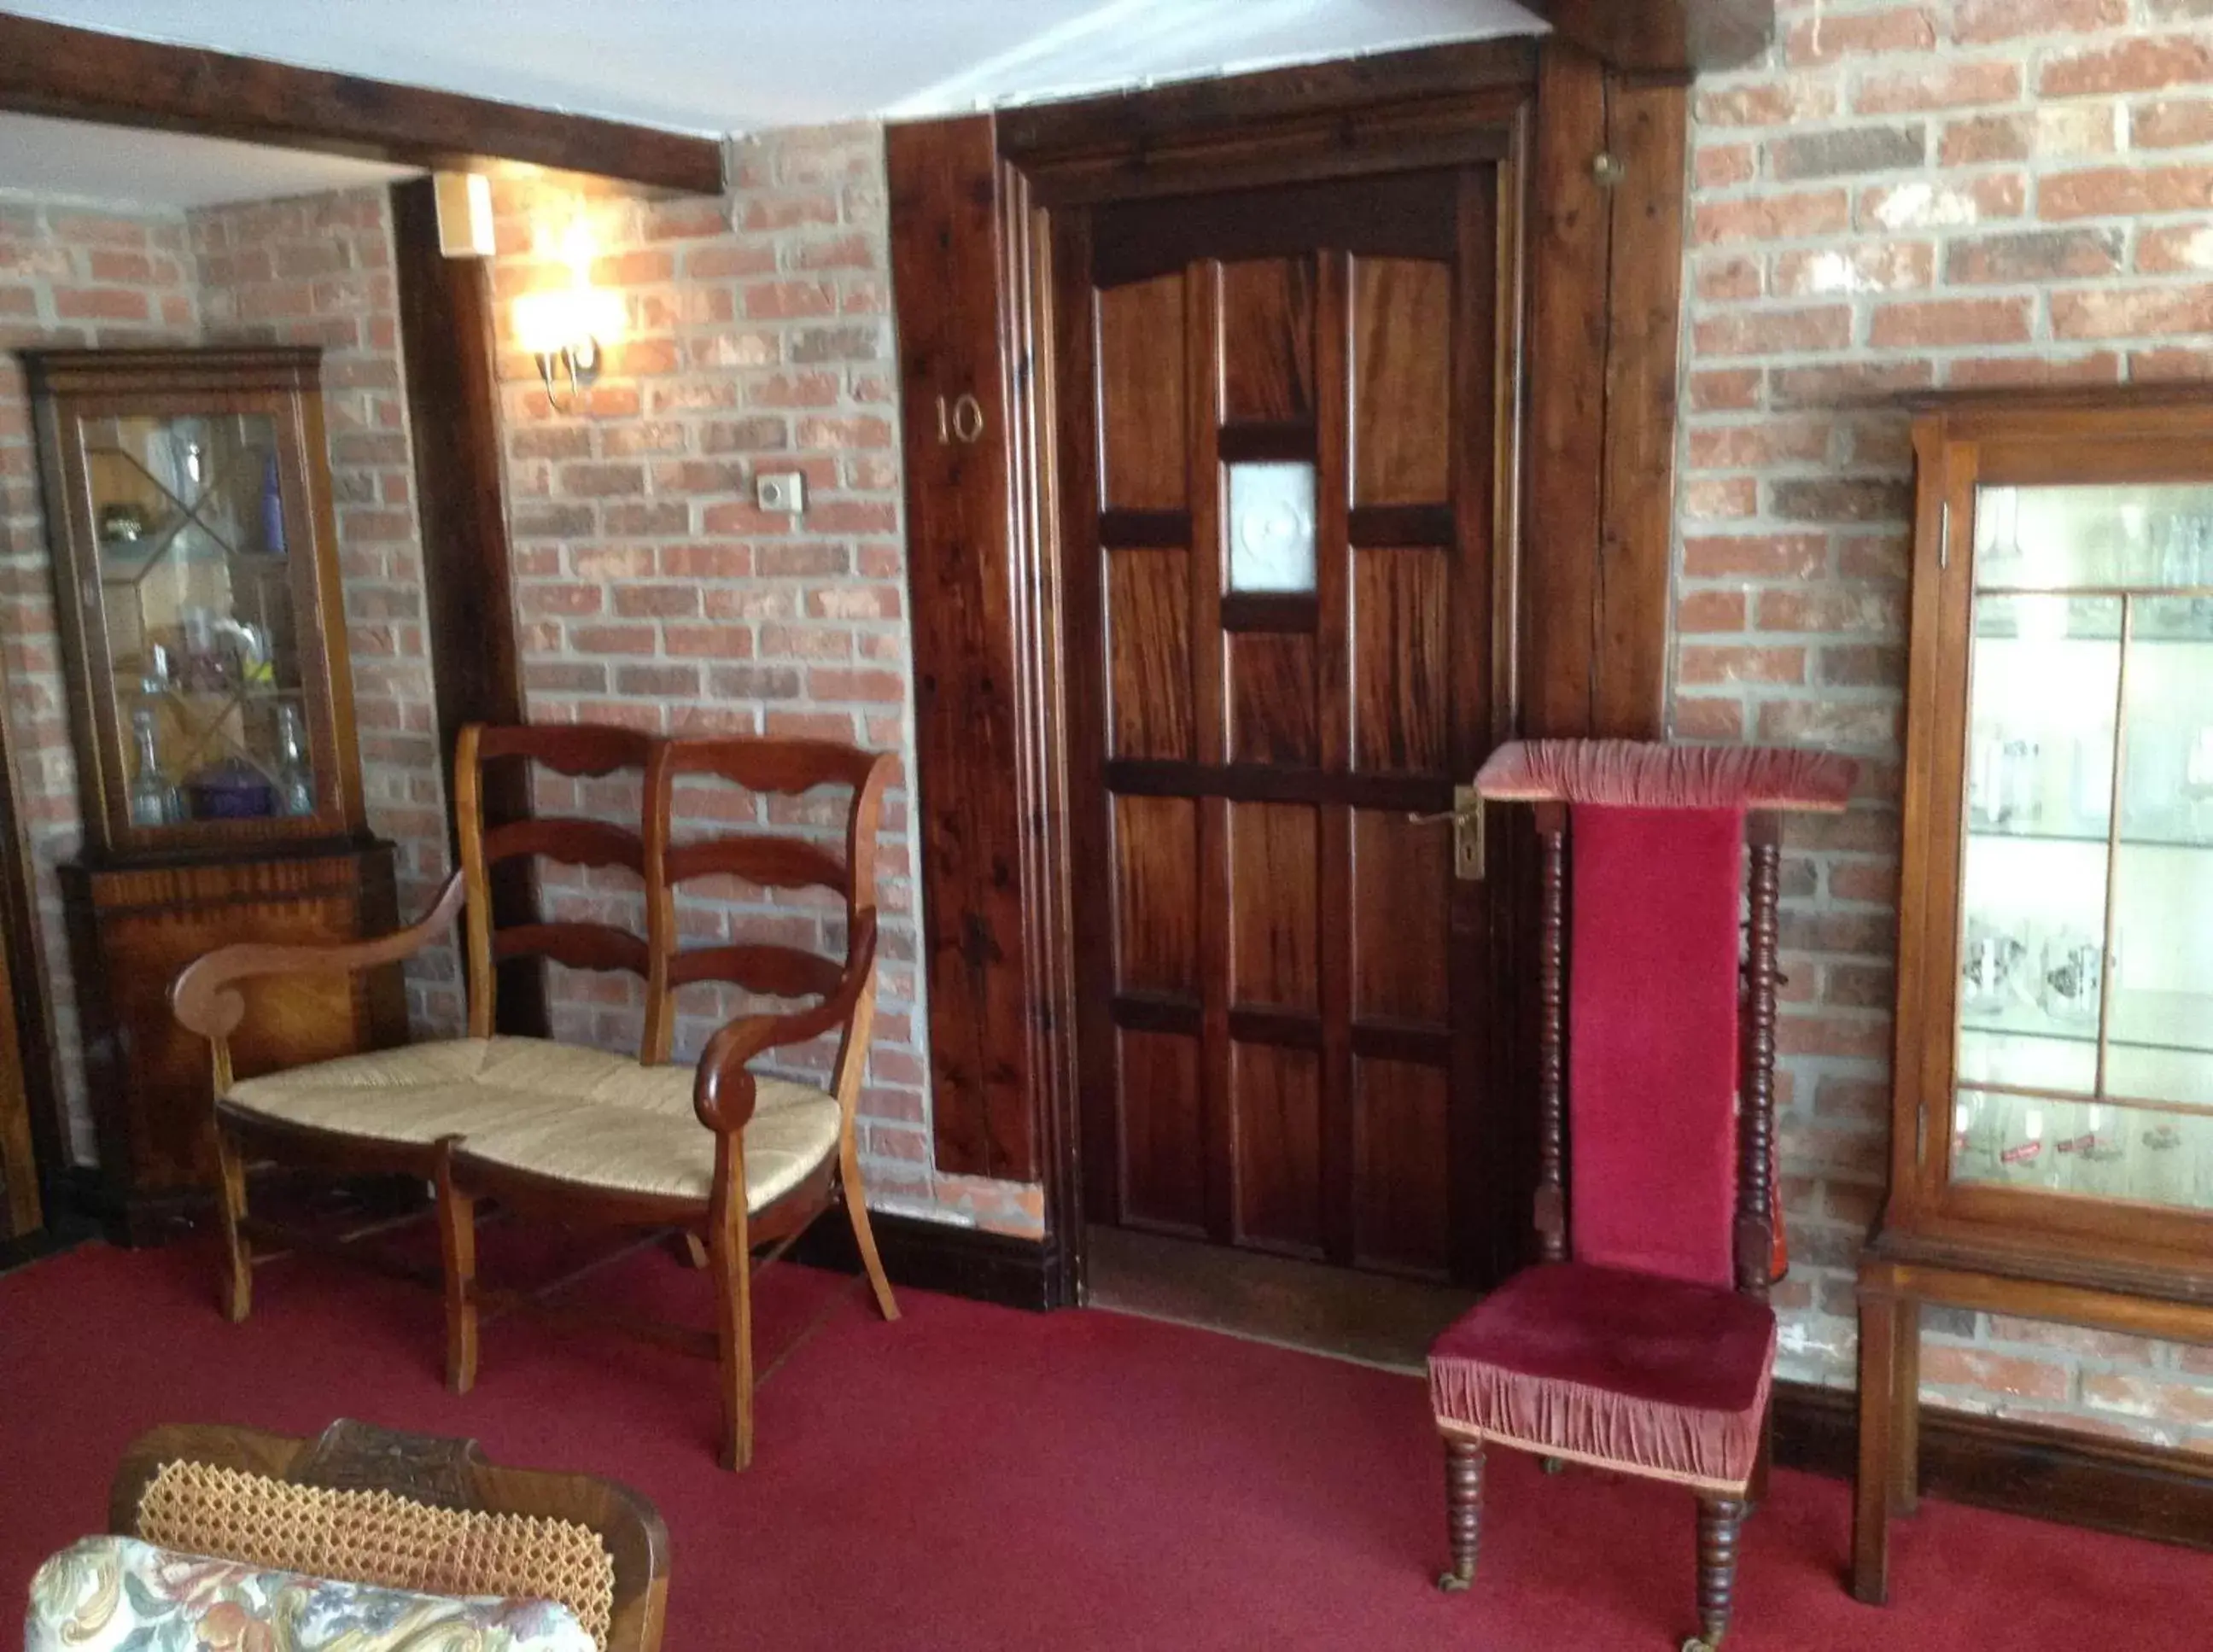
(225, 1036, 842, 1211)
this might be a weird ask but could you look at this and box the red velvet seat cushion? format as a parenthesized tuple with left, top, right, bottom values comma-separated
(1428, 1263, 1777, 1491)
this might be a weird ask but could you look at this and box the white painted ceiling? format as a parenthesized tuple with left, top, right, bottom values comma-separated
(0, 114, 419, 211)
(0, 0, 1546, 208)
(1, 1, 1547, 131)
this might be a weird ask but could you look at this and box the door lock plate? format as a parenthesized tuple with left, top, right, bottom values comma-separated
(1454, 784, 1485, 882)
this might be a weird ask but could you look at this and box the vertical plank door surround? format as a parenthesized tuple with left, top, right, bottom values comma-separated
(1060, 168, 1508, 1285)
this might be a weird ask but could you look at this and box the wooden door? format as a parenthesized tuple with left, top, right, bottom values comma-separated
(1060, 168, 1513, 1286)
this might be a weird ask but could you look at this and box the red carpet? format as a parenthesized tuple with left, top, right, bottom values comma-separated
(2, 1237, 2206, 1649)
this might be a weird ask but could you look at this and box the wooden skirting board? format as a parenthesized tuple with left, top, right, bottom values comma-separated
(793, 1210, 1067, 1314)
(802, 1217, 2213, 1554)
(1772, 1379, 2213, 1557)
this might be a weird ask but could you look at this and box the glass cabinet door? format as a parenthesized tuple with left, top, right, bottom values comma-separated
(1953, 482, 2213, 1213)
(79, 410, 321, 834)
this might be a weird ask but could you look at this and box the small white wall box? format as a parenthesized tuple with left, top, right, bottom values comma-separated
(756, 472, 806, 514)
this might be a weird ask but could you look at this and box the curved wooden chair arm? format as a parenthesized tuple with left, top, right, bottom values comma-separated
(172, 870, 468, 1042)
(694, 910, 878, 1134)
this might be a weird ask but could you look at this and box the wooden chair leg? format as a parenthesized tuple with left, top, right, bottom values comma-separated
(1889, 1299, 1922, 1518)
(710, 1153, 756, 1472)
(671, 1231, 709, 1270)
(1853, 1287, 1898, 1606)
(211, 1122, 252, 1323)
(435, 1153, 478, 1396)
(840, 1138, 898, 1323)
(1690, 1495, 1747, 1651)
(1438, 1435, 1483, 1593)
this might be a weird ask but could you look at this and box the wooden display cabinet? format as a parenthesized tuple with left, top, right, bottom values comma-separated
(26, 348, 406, 1242)
(1856, 386, 2213, 1601)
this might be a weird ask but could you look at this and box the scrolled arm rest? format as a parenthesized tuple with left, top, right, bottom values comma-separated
(171, 870, 468, 1042)
(693, 910, 879, 1135)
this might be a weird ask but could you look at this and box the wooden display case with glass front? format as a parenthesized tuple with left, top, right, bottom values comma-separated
(1855, 386, 2213, 1603)
(29, 349, 365, 852)
(24, 349, 403, 1243)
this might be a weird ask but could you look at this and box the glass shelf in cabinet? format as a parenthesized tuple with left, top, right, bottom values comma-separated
(1966, 825, 2213, 852)
(1961, 988, 2213, 1058)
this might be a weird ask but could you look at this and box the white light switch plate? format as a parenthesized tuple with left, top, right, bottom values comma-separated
(756, 471, 806, 514)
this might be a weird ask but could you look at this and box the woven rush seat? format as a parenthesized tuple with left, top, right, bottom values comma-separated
(227, 1034, 842, 1209)
(223, 1037, 657, 1147)
(452, 1071, 841, 1208)
(1429, 1263, 1777, 1492)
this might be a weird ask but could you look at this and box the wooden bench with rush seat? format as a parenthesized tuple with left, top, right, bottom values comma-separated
(169, 723, 902, 1470)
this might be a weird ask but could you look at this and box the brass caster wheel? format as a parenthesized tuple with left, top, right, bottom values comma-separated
(1681, 1639, 1717, 1652)
(1436, 1570, 1473, 1594)
(1541, 1456, 1567, 1475)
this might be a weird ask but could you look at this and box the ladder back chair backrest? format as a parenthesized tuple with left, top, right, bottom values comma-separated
(456, 723, 659, 1042)
(639, 736, 895, 1080)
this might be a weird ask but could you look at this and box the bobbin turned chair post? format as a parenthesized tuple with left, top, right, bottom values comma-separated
(1427, 741, 1853, 1652)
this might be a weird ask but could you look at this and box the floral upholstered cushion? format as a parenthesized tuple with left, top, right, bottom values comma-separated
(26, 1534, 596, 1652)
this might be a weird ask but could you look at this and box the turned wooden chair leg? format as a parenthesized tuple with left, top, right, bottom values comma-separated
(709, 1151, 756, 1472)
(840, 1138, 898, 1322)
(1690, 1495, 1747, 1651)
(211, 1121, 252, 1324)
(1438, 1435, 1484, 1593)
(670, 1231, 709, 1270)
(435, 1150, 478, 1396)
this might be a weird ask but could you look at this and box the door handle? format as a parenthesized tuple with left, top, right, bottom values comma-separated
(1407, 785, 1485, 882)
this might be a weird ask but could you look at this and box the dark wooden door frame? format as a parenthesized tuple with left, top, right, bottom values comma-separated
(892, 36, 1691, 1308)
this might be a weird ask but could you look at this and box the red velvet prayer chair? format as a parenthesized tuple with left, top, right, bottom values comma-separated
(1427, 740, 1854, 1651)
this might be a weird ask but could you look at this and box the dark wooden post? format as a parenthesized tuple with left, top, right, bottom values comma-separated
(390, 176, 546, 1038)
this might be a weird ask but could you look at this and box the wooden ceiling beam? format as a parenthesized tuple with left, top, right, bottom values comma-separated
(1519, 0, 1776, 76)
(0, 15, 725, 196)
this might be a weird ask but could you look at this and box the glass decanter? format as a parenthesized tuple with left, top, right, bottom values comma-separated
(126, 706, 177, 828)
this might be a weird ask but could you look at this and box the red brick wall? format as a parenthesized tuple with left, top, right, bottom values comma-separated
(190, 187, 458, 1032)
(0, 201, 200, 1157)
(1678, 1, 2213, 1439)
(482, 126, 1034, 1235)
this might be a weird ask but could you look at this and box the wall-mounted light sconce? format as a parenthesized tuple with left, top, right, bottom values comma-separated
(514, 282, 624, 412)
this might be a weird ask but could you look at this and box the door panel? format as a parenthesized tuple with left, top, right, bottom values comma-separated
(1356, 1057, 1451, 1274)
(1352, 811, 1451, 1024)
(1068, 165, 1509, 1285)
(1352, 258, 1454, 507)
(1229, 803, 1319, 1013)
(1112, 795, 1197, 996)
(1234, 1042, 1324, 1254)
(1353, 546, 1451, 773)
(1098, 274, 1188, 510)
(1121, 1029, 1205, 1233)
(1220, 259, 1317, 425)
(1228, 633, 1318, 766)
(1107, 548, 1193, 760)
